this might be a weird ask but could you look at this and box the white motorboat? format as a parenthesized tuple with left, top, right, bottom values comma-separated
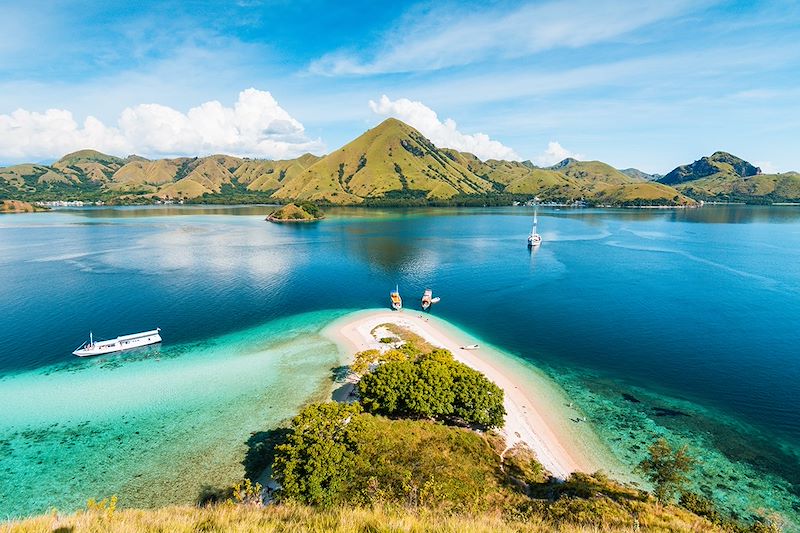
(73, 329, 162, 357)
(460, 344, 479, 350)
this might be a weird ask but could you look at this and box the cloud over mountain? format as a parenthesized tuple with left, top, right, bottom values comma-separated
(0, 88, 323, 162)
(533, 141, 584, 166)
(369, 95, 519, 161)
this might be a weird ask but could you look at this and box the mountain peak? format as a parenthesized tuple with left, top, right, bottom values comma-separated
(549, 158, 578, 170)
(56, 149, 124, 165)
(659, 152, 760, 185)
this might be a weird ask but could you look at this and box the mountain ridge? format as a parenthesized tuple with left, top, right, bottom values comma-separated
(3, 119, 793, 206)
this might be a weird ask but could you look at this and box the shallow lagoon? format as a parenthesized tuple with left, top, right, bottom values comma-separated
(1, 205, 798, 522)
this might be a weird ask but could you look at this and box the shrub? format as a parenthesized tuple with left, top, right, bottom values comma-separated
(635, 438, 696, 504)
(272, 403, 365, 506)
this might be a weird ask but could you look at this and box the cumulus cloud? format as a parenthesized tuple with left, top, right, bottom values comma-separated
(532, 141, 583, 167)
(0, 88, 324, 162)
(369, 95, 519, 161)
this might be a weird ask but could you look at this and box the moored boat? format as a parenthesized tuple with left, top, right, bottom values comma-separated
(73, 329, 162, 357)
(390, 285, 402, 310)
(460, 344, 479, 350)
(421, 289, 432, 310)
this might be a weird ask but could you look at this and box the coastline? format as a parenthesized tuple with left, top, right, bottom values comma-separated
(323, 309, 625, 481)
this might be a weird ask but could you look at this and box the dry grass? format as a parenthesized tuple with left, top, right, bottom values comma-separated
(371, 323, 436, 353)
(7, 502, 723, 533)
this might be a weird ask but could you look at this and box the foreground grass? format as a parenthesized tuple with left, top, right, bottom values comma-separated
(8, 502, 721, 533)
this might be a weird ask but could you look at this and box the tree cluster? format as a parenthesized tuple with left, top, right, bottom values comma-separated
(357, 346, 505, 428)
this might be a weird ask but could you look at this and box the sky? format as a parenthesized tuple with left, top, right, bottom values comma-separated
(1, 0, 799, 173)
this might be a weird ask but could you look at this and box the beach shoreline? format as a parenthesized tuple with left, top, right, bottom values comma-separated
(322, 308, 622, 480)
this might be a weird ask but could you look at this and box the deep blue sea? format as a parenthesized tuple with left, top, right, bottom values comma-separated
(1, 205, 799, 521)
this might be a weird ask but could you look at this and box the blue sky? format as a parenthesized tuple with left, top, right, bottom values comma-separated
(1, 0, 799, 173)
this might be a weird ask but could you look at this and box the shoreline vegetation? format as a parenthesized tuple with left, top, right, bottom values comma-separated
(6, 311, 784, 532)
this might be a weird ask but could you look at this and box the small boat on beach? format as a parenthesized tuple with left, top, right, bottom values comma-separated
(73, 329, 162, 357)
(527, 206, 542, 248)
(460, 344, 479, 350)
(390, 285, 402, 311)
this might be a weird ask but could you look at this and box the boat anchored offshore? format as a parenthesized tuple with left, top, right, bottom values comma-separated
(73, 329, 162, 357)
(527, 206, 542, 248)
(421, 289, 441, 311)
(390, 285, 403, 311)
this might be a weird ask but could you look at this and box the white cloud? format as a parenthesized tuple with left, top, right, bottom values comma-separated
(0, 88, 324, 162)
(311, 0, 709, 75)
(533, 142, 584, 167)
(369, 95, 519, 161)
(754, 160, 777, 174)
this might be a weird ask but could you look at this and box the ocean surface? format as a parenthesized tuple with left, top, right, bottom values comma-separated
(1, 205, 799, 522)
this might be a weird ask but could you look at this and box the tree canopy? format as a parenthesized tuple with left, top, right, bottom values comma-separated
(272, 402, 365, 506)
(357, 349, 505, 428)
(636, 437, 696, 504)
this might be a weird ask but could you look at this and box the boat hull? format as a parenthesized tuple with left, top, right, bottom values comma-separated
(73, 330, 162, 357)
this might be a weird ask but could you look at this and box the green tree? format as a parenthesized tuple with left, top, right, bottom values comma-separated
(272, 402, 364, 506)
(405, 359, 455, 418)
(636, 438, 696, 504)
(358, 360, 415, 414)
(358, 357, 505, 428)
(451, 363, 505, 427)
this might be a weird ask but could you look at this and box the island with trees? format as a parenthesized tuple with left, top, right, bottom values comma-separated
(265, 202, 324, 223)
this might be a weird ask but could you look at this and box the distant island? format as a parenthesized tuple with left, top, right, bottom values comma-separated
(265, 202, 324, 223)
(1, 118, 797, 207)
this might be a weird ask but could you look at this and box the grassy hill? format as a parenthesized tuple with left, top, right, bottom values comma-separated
(0, 199, 45, 213)
(657, 152, 800, 203)
(7, 501, 725, 533)
(266, 202, 324, 222)
(0, 119, 703, 206)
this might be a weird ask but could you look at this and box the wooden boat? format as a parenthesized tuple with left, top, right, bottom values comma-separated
(390, 285, 402, 310)
(421, 289, 432, 310)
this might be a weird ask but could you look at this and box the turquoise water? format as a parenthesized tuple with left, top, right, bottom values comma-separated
(1, 205, 799, 523)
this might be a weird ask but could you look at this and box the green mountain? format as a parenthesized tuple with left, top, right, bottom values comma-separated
(658, 152, 800, 203)
(659, 151, 760, 185)
(620, 168, 662, 181)
(0, 118, 696, 206)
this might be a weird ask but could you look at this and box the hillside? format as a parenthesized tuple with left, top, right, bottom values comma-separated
(658, 152, 800, 203)
(0, 199, 45, 213)
(7, 501, 725, 533)
(1, 119, 698, 206)
(620, 168, 662, 181)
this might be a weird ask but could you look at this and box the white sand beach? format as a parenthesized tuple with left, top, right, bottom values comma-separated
(323, 309, 604, 480)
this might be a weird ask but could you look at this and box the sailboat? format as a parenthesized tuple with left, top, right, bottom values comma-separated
(390, 285, 403, 310)
(527, 206, 542, 248)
